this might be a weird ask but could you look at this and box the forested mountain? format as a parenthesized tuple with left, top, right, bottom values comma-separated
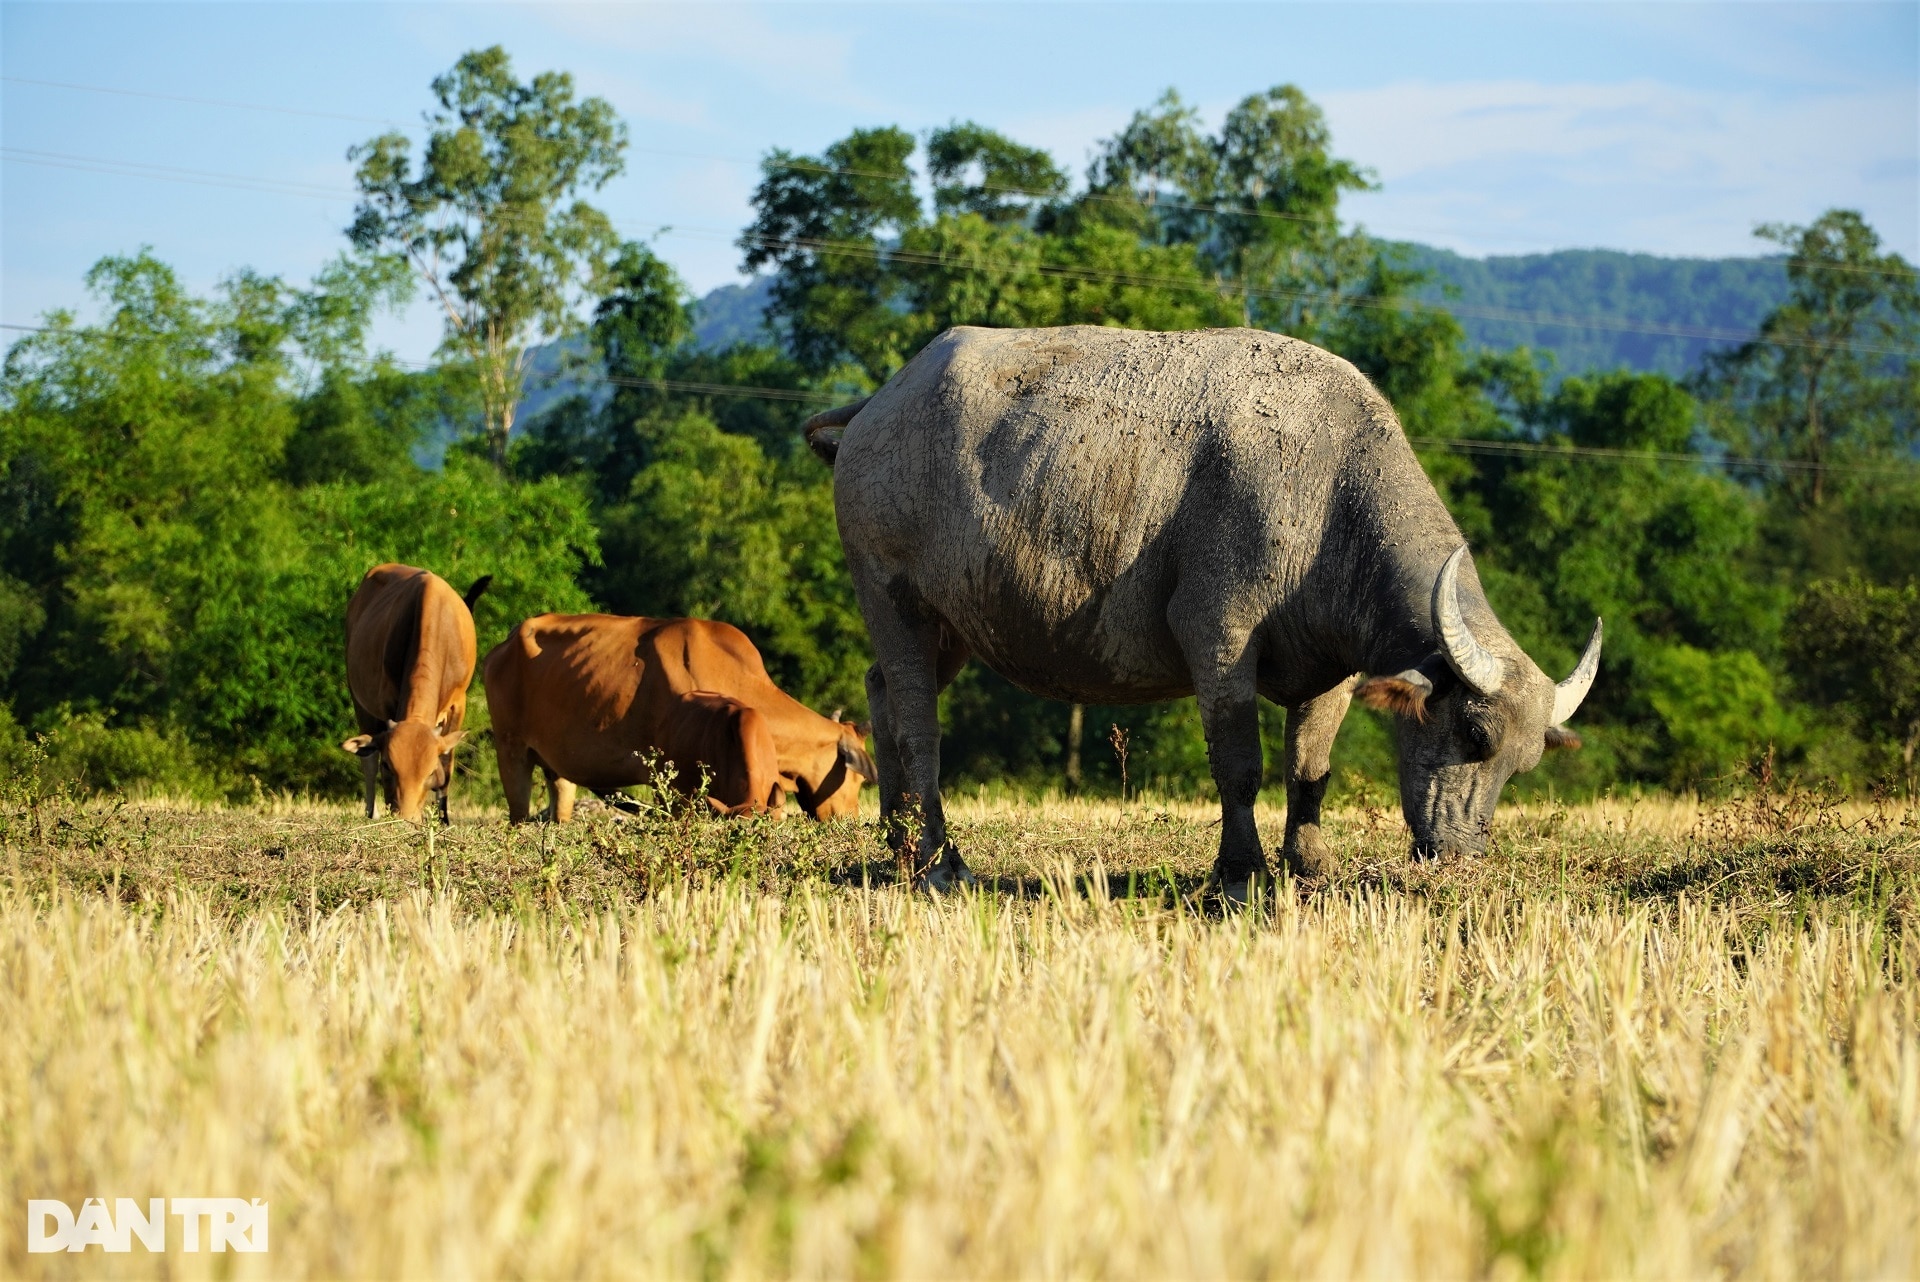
(1398, 245, 1791, 378)
(692, 249, 1793, 380)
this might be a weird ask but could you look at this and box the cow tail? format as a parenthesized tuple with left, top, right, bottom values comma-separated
(801, 397, 871, 466)
(462, 574, 494, 610)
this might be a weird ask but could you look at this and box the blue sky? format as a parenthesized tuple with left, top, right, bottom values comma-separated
(4, 2, 1915, 361)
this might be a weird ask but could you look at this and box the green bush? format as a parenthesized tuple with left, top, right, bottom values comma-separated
(1636, 644, 1799, 789)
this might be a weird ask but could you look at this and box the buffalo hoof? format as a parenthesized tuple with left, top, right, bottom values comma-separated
(1282, 827, 1335, 882)
(916, 847, 977, 893)
(1215, 864, 1278, 911)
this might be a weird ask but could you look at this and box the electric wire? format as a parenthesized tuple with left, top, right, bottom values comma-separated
(4, 319, 1911, 478)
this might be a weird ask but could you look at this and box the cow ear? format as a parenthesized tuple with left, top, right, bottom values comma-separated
(837, 737, 879, 783)
(341, 734, 377, 757)
(854, 721, 873, 739)
(438, 729, 467, 752)
(1544, 724, 1583, 751)
(1356, 670, 1434, 721)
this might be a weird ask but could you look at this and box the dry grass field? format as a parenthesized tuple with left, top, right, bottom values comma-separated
(2, 785, 1918, 1279)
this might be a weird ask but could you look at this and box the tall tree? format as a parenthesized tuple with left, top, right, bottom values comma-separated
(1699, 210, 1919, 507)
(348, 46, 628, 466)
(925, 122, 1067, 224)
(740, 127, 920, 384)
(1090, 86, 1376, 334)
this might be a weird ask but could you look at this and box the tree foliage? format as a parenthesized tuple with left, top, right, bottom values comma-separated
(350, 45, 628, 465)
(1699, 210, 1919, 507)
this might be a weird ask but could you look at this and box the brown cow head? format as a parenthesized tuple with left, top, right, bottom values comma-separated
(800, 721, 876, 819)
(341, 720, 466, 822)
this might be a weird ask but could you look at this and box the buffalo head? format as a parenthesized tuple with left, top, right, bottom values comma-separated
(1357, 547, 1600, 858)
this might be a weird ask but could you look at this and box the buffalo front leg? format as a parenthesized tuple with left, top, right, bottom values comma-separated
(1175, 617, 1269, 897)
(1282, 677, 1357, 881)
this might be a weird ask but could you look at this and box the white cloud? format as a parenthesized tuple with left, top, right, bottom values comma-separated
(1319, 78, 1919, 258)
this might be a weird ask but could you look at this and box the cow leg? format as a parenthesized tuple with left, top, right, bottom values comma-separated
(437, 787, 450, 827)
(1282, 678, 1356, 881)
(359, 752, 379, 819)
(498, 740, 535, 824)
(541, 768, 575, 823)
(859, 601, 971, 889)
(1173, 615, 1268, 899)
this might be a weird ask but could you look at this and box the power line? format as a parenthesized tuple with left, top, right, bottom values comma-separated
(5, 145, 1916, 358)
(9, 71, 1915, 284)
(6, 319, 1913, 478)
(3, 146, 352, 200)
(1, 75, 414, 130)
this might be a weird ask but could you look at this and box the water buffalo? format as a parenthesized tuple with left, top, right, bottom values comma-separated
(806, 325, 1600, 894)
(341, 564, 490, 822)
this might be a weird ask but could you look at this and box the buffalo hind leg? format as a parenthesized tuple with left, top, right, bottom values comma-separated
(1175, 617, 1268, 900)
(1282, 678, 1357, 881)
(861, 606, 971, 888)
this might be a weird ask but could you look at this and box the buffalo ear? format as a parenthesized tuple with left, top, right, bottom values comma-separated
(837, 737, 879, 783)
(341, 733, 378, 757)
(1544, 725, 1583, 751)
(1356, 670, 1434, 721)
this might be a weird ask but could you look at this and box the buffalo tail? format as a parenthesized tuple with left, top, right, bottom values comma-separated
(801, 397, 871, 466)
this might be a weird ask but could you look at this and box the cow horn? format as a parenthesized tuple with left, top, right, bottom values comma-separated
(1433, 546, 1506, 695)
(1551, 618, 1603, 726)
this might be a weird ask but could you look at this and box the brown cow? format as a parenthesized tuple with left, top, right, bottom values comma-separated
(340, 564, 488, 823)
(480, 617, 879, 821)
(644, 617, 876, 818)
(483, 614, 790, 821)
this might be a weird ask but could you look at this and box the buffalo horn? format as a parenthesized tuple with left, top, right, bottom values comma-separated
(1551, 618, 1603, 726)
(1433, 546, 1506, 695)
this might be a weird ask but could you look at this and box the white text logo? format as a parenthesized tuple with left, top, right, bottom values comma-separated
(26, 1198, 268, 1253)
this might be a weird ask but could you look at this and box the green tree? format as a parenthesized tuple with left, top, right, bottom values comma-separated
(1090, 86, 1377, 334)
(1699, 210, 1919, 508)
(740, 127, 920, 384)
(349, 45, 629, 466)
(926, 121, 1068, 223)
(1785, 577, 1920, 789)
(1472, 371, 1785, 786)
(1, 250, 601, 795)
